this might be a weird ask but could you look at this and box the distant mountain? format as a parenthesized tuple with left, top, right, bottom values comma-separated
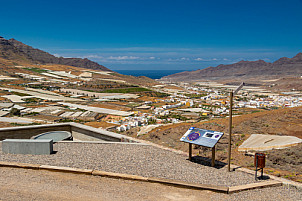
(161, 53, 302, 81)
(0, 36, 111, 71)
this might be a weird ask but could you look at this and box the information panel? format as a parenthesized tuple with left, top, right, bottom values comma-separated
(180, 127, 224, 148)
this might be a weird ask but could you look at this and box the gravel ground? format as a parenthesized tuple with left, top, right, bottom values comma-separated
(0, 142, 279, 187)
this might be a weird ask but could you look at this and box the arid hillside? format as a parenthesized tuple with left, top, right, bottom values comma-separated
(161, 53, 302, 82)
(129, 106, 302, 148)
(0, 36, 111, 71)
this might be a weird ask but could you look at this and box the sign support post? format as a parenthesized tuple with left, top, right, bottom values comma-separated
(189, 143, 192, 161)
(211, 145, 216, 167)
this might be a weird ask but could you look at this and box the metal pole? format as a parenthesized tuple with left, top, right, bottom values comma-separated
(255, 154, 258, 180)
(261, 167, 264, 179)
(227, 91, 233, 172)
(189, 143, 192, 161)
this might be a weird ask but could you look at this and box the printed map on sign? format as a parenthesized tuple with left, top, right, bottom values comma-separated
(180, 127, 224, 148)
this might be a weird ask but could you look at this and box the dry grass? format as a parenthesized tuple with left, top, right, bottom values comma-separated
(84, 121, 118, 129)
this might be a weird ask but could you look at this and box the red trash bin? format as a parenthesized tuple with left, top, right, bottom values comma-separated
(254, 153, 265, 169)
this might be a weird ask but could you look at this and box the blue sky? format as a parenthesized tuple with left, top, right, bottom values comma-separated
(1, 0, 302, 70)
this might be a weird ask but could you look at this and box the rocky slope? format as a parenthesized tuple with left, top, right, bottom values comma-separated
(161, 53, 302, 81)
(0, 36, 111, 71)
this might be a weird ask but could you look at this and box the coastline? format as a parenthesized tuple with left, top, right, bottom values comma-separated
(114, 70, 185, 79)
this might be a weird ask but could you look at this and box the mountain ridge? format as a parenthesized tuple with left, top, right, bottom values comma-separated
(0, 36, 111, 71)
(161, 53, 302, 81)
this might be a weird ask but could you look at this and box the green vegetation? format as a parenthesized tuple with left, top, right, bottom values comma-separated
(22, 112, 39, 116)
(101, 87, 151, 93)
(236, 97, 248, 101)
(10, 122, 41, 126)
(23, 67, 48, 73)
(126, 102, 141, 108)
(140, 91, 169, 97)
(24, 97, 41, 103)
(158, 114, 188, 121)
(148, 118, 157, 124)
(254, 94, 269, 98)
(184, 93, 207, 98)
(199, 116, 209, 120)
(58, 119, 84, 123)
(9, 108, 20, 116)
(11, 91, 30, 96)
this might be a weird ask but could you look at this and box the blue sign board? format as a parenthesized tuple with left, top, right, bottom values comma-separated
(180, 127, 224, 148)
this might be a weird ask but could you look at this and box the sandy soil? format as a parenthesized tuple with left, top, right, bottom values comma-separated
(84, 121, 118, 129)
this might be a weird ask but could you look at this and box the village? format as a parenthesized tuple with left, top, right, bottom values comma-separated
(0, 66, 301, 137)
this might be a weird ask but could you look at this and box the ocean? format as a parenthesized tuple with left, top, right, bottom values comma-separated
(115, 70, 185, 79)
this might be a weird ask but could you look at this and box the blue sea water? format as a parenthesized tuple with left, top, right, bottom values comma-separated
(115, 70, 185, 79)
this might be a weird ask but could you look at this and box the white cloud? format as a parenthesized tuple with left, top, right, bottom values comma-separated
(107, 56, 140, 60)
(85, 55, 104, 59)
(194, 58, 221, 62)
(149, 56, 156, 59)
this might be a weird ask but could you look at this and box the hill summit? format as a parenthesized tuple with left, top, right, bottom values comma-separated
(161, 53, 302, 81)
(0, 36, 111, 71)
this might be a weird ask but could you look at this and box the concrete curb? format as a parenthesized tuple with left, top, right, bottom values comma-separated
(92, 170, 148, 181)
(0, 161, 285, 194)
(228, 180, 282, 194)
(39, 165, 93, 175)
(0, 161, 40, 169)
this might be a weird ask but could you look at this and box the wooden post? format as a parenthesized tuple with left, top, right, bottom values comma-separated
(189, 143, 192, 161)
(227, 91, 233, 172)
(211, 145, 216, 167)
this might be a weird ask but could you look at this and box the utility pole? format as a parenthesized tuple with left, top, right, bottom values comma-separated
(227, 82, 244, 172)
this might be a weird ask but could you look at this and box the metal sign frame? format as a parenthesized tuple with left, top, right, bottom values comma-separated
(180, 127, 224, 167)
